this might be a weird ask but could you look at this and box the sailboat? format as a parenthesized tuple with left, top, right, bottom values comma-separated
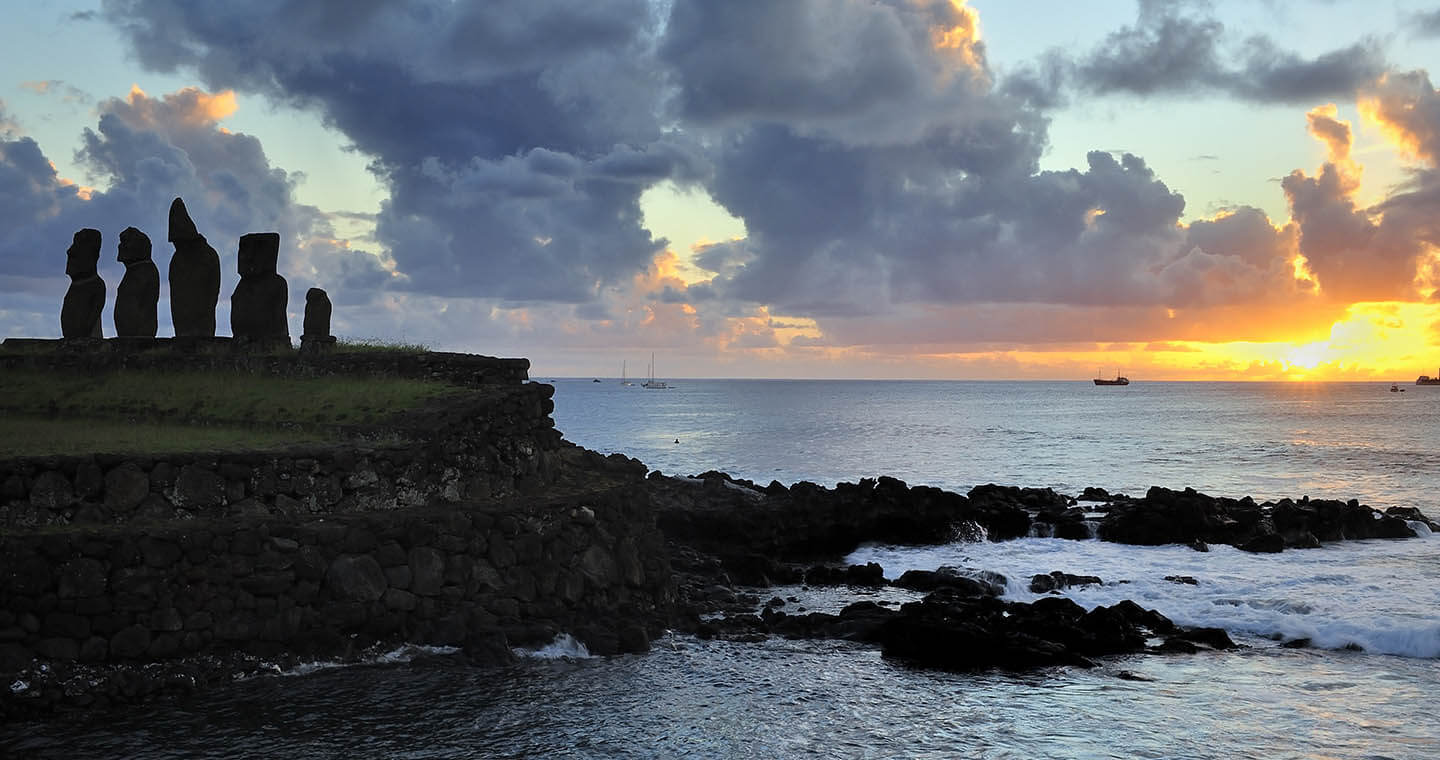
(621, 360, 634, 387)
(642, 352, 670, 389)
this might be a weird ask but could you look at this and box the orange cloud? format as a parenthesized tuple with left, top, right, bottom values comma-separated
(930, 1, 982, 61)
(1306, 104, 1351, 163)
(125, 84, 238, 127)
(1359, 71, 1440, 166)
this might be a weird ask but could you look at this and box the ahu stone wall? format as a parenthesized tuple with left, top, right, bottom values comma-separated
(0, 382, 563, 530)
(0, 472, 674, 713)
(0, 338, 531, 387)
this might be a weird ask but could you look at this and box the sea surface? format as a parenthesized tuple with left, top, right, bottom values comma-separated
(8, 380, 1440, 759)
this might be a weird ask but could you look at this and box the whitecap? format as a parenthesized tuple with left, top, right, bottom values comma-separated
(515, 633, 592, 660)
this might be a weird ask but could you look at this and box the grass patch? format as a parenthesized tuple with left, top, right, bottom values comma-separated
(0, 418, 338, 457)
(0, 369, 457, 429)
(0, 369, 465, 455)
(336, 337, 432, 353)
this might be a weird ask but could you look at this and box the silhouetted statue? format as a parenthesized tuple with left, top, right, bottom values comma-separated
(61, 228, 105, 338)
(114, 226, 159, 337)
(302, 288, 333, 340)
(300, 287, 337, 354)
(167, 198, 220, 337)
(230, 232, 289, 340)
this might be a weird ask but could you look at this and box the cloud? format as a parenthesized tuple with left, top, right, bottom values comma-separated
(1360, 70, 1440, 165)
(1408, 9, 1440, 39)
(102, 0, 686, 305)
(0, 99, 20, 137)
(1281, 102, 1440, 304)
(1047, 1, 1387, 104)
(19, 80, 93, 105)
(661, 0, 992, 145)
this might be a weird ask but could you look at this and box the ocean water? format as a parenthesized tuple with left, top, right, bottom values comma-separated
(8, 380, 1440, 758)
(548, 379, 1440, 510)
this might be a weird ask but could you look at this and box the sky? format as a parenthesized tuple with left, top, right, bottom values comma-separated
(4, 1, 1440, 380)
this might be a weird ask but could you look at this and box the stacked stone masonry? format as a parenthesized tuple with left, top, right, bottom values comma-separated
(0, 483, 673, 677)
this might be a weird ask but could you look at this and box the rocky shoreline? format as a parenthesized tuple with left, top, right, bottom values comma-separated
(5, 446, 1436, 719)
(650, 470, 1435, 676)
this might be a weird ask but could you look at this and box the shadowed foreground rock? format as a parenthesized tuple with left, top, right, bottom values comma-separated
(114, 227, 159, 338)
(61, 229, 105, 338)
(694, 583, 1236, 672)
(167, 197, 221, 337)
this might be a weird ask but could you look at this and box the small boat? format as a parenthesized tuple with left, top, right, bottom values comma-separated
(621, 360, 634, 387)
(1391, 384, 1400, 392)
(1417, 368, 1440, 385)
(1093, 368, 1129, 386)
(642, 352, 670, 389)
(592, 378, 601, 383)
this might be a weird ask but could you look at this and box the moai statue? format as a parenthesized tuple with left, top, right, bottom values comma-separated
(61, 228, 105, 338)
(167, 197, 221, 337)
(301, 287, 337, 353)
(230, 232, 289, 340)
(114, 226, 159, 337)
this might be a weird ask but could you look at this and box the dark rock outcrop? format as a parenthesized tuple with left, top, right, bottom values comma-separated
(1029, 571, 1103, 594)
(1097, 487, 1417, 549)
(230, 232, 289, 341)
(876, 592, 1174, 671)
(893, 566, 1006, 597)
(167, 198, 221, 337)
(650, 473, 1032, 571)
(114, 226, 159, 338)
(61, 229, 105, 338)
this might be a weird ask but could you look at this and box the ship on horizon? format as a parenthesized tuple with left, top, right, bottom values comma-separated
(1094, 369, 1130, 386)
(1418, 367, 1440, 385)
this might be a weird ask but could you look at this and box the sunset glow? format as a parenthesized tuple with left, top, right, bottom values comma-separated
(4, 2, 1440, 380)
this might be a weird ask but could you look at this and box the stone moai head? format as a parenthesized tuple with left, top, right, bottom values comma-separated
(237, 232, 281, 277)
(168, 197, 201, 243)
(117, 226, 153, 265)
(65, 228, 102, 278)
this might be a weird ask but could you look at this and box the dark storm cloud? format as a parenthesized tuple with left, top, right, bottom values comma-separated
(652, 1, 1312, 322)
(102, 0, 679, 304)
(1062, 1, 1386, 104)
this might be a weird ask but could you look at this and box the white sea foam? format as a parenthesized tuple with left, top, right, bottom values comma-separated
(848, 533, 1440, 659)
(277, 644, 462, 677)
(515, 633, 592, 660)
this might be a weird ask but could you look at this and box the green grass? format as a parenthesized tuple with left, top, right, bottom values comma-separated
(0, 418, 338, 456)
(0, 369, 461, 456)
(336, 337, 433, 353)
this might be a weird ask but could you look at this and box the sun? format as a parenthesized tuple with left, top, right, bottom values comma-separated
(1284, 341, 1329, 371)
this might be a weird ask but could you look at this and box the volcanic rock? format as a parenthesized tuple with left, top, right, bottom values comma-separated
(1029, 571, 1103, 594)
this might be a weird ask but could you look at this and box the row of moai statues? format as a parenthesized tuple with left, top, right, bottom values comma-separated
(61, 197, 335, 348)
